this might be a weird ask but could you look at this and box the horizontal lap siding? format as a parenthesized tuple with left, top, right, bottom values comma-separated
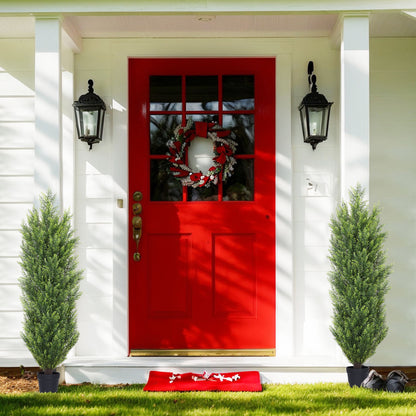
(0, 39, 35, 359)
(291, 38, 340, 358)
(74, 41, 114, 357)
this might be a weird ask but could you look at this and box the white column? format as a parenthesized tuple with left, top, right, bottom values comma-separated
(61, 26, 78, 214)
(340, 14, 370, 199)
(275, 54, 294, 357)
(34, 18, 62, 207)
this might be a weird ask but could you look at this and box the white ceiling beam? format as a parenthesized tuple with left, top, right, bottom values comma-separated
(1, 1, 416, 15)
(402, 10, 416, 20)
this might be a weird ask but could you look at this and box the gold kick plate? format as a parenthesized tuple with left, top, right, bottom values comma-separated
(130, 349, 275, 357)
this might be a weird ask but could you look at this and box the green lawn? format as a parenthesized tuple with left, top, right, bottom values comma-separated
(1, 383, 415, 416)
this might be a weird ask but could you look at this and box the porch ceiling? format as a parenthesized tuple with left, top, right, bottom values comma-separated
(1, 12, 416, 38)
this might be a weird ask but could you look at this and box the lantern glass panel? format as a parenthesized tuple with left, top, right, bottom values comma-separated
(322, 106, 330, 135)
(97, 111, 105, 138)
(82, 109, 99, 137)
(299, 106, 309, 138)
(74, 108, 81, 137)
(308, 107, 326, 136)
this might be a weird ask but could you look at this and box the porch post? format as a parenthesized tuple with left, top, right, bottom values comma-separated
(34, 17, 62, 208)
(61, 19, 81, 214)
(340, 14, 370, 199)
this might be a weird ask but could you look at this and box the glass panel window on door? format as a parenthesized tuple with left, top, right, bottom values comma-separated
(149, 75, 255, 202)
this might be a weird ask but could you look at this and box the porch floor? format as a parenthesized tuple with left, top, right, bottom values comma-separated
(63, 357, 348, 385)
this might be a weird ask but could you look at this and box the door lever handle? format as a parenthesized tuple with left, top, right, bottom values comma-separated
(132, 216, 142, 243)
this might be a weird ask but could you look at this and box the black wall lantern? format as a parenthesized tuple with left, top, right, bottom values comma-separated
(73, 79, 106, 150)
(298, 61, 333, 150)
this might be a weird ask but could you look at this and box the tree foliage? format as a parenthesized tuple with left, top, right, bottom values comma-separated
(19, 191, 82, 374)
(328, 185, 391, 368)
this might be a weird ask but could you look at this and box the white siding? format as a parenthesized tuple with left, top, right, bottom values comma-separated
(74, 38, 114, 356)
(290, 38, 340, 360)
(0, 39, 34, 359)
(0, 257, 21, 284)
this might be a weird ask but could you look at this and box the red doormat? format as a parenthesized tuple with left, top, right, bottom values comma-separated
(143, 370, 262, 392)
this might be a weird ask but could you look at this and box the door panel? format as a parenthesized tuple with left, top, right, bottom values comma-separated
(213, 233, 256, 318)
(148, 233, 191, 318)
(128, 58, 276, 355)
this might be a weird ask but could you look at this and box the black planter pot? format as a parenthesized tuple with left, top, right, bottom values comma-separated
(346, 366, 369, 387)
(37, 371, 60, 393)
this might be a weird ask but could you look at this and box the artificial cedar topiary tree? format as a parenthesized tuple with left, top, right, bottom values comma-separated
(328, 185, 391, 369)
(19, 190, 83, 375)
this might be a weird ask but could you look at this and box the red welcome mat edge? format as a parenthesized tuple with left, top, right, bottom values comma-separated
(144, 370, 262, 392)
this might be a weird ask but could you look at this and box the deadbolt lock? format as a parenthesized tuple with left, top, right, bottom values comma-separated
(133, 191, 143, 202)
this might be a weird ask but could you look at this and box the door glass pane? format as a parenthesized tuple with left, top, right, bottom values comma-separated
(222, 114, 254, 155)
(187, 114, 219, 124)
(187, 185, 218, 202)
(150, 159, 182, 201)
(150, 76, 182, 111)
(223, 75, 254, 111)
(186, 76, 218, 111)
(223, 159, 254, 201)
(150, 114, 182, 155)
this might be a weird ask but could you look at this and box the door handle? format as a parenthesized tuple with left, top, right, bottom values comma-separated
(132, 192, 143, 262)
(132, 216, 142, 242)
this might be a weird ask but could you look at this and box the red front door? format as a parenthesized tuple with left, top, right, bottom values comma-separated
(128, 58, 276, 355)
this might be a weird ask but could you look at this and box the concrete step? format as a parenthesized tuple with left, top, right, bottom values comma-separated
(64, 357, 348, 385)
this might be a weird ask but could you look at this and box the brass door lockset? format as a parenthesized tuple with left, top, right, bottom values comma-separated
(132, 192, 143, 261)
